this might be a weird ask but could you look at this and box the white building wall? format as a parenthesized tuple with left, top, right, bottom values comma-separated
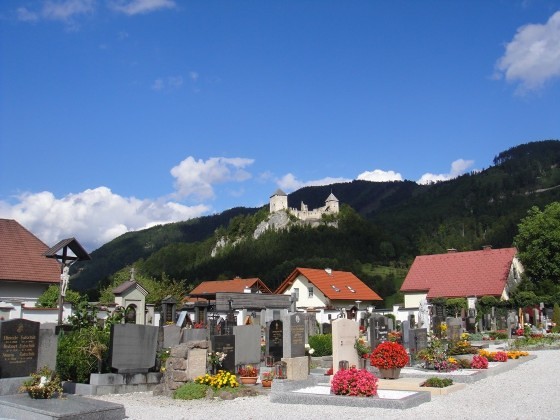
(283, 275, 327, 308)
(0, 282, 52, 305)
(403, 292, 428, 309)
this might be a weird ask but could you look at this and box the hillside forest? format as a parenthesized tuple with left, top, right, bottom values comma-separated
(70, 140, 560, 309)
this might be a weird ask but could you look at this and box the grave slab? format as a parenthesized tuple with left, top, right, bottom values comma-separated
(0, 393, 125, 420)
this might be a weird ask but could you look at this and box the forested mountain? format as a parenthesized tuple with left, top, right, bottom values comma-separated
(72, 140, 560, 306)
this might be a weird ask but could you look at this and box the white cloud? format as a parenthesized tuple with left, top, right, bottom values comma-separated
(0, 187, 208, 252)
(189, 71, 199, 82)
(277, 173, 351, 192)
(109, 0, 176, 15)
(16, 7, 39, 22)
(151, 76, 183, 91)
(170, 156, 254, 200)
(495, 11, 560, 92)
(417, 158, 475, 185)
(357, 169, 403, 182)
(42, 0, 95, 21)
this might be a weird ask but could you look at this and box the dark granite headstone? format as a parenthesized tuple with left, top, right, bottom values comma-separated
(0, 319, 40, 378)
(409, 328, 428, 353)
(401, 320, 410, 347)
(467, 317, 476, 334)
(109, 324, 159, 373)
(212, 335, 235, 373)
(322, 322, 332, 335)
(286, 314, 305, 358)
(267, 320, 283, 362)
(369, 316, 388, 349)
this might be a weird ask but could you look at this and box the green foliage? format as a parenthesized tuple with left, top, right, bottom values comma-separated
(445, 298, 467, 317)
(515, 202, 560, 283)
(56, 326, 110, 383)
(553, 303, 560, 327)
(512, 291, 540, 308)
(173, 382, 210, 400)
(308, 334, 332, 357)
(36, 285, 84, 308)
(424, 377, 453, 388)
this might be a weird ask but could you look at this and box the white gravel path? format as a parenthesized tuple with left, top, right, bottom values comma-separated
(91, 349, 560, 420)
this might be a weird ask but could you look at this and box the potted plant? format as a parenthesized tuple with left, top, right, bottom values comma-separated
(369, 341, 409, 379)
(19, 366, 63, 399)
(261, 371, 274, 387)
(237, 364, 259, 385)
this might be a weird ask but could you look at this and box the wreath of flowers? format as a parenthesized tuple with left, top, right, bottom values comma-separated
(369, 341, 409, 369)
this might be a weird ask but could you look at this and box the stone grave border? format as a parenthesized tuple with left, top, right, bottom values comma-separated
(399, 354, 536, 384)
(62, 372, 162, 396)
(270, 375, 431, 409)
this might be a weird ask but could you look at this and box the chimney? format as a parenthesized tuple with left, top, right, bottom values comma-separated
(325, 268, 332, 275)
(482, 245, 492, 251)
(447, 248, 457, 253)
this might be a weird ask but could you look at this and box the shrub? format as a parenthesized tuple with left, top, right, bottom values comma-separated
(308, 334, 332, 357)
(423, 377, 453, 388)
(56, 326, 110, 383)
(174, 382, 210, 400)
(330, 367, 378, 397)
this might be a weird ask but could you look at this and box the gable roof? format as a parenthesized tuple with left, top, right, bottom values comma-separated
(189, 278, 272, 297)
(113, 280, 148, 296)
(275, 267, 383, 301)
(0, 219, 61, 283)
(400, 247, 518, 299)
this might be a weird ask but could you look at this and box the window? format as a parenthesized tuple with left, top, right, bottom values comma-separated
(293, 287, 299, 301)
(308, 287, 314, 298)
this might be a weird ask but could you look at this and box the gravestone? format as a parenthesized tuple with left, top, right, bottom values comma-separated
(409, 328, 428, 354)
(267, 320, 283, 362)
(211, 335, 235, 373)
(234, 325, 260, 366)
(322, 323, 332, 335)
(332, 319, 359, 375)
(162, 324, 181, 348)
(283, 314, 305, 358)
(432, 316, 444, 338)
(466, 317, 477, 334)
(507, 312, 517, 339)
(369, 316, 388, 349)
(109, 324, 159, 373)
(37, 323, 58, 372)
(401, 320, 410, 348)
(0, 319, 40, 378)
(447, 317, 463, 342)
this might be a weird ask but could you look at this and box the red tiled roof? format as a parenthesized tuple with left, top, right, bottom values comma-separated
(275, 267, 383, 301)
(0, 219, 61, 283)
(189, 278, 272, 295)
(400, 247, 518, 298)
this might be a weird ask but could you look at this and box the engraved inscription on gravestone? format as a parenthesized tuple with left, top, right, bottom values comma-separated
(0, 319, 40, 378)
(290, 314, 305, 357)
(267, 320, 283, 362)
(212, 335, 235, 373)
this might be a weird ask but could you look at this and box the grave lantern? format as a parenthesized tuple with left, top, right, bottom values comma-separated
(274, 361, 287, 379)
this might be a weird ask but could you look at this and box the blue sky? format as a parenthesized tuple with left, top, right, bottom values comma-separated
(1, 0, 559, 252)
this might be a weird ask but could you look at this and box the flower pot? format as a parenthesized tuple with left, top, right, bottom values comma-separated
(261, 380, 272, 388)
(378, 368, 401, 379)
(239, 376, 258, 385)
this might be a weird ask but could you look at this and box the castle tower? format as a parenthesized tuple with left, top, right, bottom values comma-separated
(325, 192, 339, 213)
(270, 189, 288, 213)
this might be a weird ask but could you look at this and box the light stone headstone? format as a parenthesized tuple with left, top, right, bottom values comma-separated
(163, 324, 181, 348)
(37, 323, 57, 372)
(332, 319, 359, 376)
(234, 325, 261, 366)
(401, 320, 410, 347)
(186, 348, 207, 381)
(447, 317, 463, 342)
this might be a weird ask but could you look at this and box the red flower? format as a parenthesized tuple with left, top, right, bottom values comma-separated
(369, 341, 409, 369)
(330, 367, 378, 397)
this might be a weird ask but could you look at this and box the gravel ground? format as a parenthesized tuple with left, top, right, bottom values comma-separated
(91, 349, 560, 420)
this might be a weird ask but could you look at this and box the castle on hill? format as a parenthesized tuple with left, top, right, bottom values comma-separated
(269, 189, 340, 221)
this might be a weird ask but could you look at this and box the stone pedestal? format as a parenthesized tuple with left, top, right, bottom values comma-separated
(281, 356, 308, 381)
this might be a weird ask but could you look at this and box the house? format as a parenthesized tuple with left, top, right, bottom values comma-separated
(400, 247, 523, 309)
(274, 267, 383, 323)
(184, 277, 289, 327)
(0, 219, 62, 320)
